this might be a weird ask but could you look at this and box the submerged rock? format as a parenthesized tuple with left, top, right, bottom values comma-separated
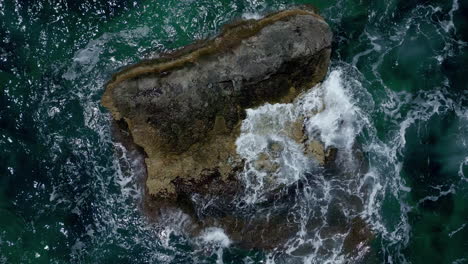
(102, 8, 332, 199)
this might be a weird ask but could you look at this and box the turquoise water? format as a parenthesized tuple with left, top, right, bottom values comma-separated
(0, 0, 467, 263)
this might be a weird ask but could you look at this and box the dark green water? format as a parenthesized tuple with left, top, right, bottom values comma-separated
(0, 0, 467, 263)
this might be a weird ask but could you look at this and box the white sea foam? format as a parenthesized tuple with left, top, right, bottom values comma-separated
(199, 227, 232, 248)
(242, 12, 263, 20)
(234, 66, 382, 263)
(236, 68, 367, 203)
(441, 0, 459, 33)
(236, 103, 313, 202)
(304, 70, 361, 151)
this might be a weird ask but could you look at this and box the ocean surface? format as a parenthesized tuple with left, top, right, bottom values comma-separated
(0, 0, 467, 263)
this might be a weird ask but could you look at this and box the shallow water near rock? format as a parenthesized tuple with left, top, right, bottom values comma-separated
(1, 0, 467, 263)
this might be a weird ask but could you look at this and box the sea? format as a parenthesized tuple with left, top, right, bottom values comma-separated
(0, 0, 467, 263)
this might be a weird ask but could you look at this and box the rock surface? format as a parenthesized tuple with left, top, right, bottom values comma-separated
(102, 8, 332, 198)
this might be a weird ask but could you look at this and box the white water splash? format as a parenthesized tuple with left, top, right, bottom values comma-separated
(236, 102, 313, 203)
(236, 69, 366, 203)
(305, 70, 362, 151)
(199, 227, 232, 248)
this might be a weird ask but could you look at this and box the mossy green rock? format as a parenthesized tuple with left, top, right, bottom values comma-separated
(102, 8, 332, 198)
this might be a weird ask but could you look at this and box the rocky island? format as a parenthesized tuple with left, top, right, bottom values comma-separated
(102, 7, 333, 200)
(101, 6, 375, 254)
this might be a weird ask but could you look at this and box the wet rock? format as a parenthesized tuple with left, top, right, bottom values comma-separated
(288, 119, 306, 143)
(310, 141, 337, 166)
(195, 210, 299, 250)
(102, 7, 332, 199)
(253, 152, 280, 173)
(343, 217, 373, 257)
(287, 119, 337, 166)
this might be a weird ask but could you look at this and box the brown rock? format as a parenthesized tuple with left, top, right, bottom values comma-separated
(102, 8, 332, 199)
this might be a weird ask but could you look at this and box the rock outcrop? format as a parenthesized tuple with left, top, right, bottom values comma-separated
(102, 8, 332, 200)
(102, 7, 376, 257)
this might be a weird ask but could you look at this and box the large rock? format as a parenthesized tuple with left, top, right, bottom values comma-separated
(102, 8, 332, 199)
